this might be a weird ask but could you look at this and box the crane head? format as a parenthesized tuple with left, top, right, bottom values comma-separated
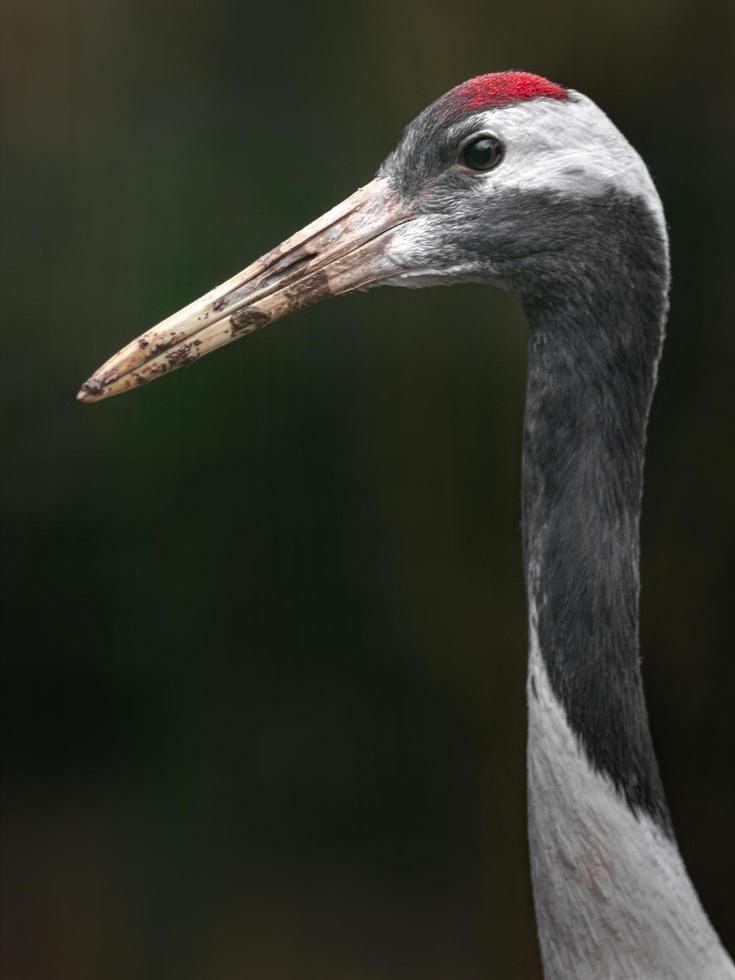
(78, 71, 663, 403)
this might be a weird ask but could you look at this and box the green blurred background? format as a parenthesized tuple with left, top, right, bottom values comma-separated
(2, 1, 734, 977)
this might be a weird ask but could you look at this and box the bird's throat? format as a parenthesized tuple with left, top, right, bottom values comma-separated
(520, 192, 670, 826)
(521, 304, 668, 828)
(518, 198, 733, 978)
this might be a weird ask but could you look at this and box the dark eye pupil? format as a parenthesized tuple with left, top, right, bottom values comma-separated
(460, 136, 503, 171)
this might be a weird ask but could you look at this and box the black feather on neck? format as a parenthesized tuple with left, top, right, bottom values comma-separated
(520, 191, 671, 831)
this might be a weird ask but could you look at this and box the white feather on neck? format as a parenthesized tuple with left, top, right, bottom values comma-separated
(526, 596, 734, 980)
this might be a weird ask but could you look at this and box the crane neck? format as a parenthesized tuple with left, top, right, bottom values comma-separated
(521, 213, 668, 828)
(519, 194, 734, 980)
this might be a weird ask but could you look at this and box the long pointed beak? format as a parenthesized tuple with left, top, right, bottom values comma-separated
(78, 178, 412, 403)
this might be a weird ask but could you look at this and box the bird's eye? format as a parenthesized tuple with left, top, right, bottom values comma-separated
(459, 135, 504, 172)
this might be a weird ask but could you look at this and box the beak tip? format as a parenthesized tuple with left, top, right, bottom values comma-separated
(76, 380, 102, 403)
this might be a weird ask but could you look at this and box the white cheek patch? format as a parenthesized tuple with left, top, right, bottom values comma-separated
(472, 94, 667, 238)
(380, 215, 487, 289)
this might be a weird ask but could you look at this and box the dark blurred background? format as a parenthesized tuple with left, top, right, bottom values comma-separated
(2, 1, 734, 977)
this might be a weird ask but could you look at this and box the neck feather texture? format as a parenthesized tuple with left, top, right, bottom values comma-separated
(520, 194, 734, 979)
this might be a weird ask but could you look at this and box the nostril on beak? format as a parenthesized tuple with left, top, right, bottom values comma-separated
(258, 250, 317, 290)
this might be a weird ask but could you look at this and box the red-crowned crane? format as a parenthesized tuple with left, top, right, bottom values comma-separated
(79, 72, 735, 980)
